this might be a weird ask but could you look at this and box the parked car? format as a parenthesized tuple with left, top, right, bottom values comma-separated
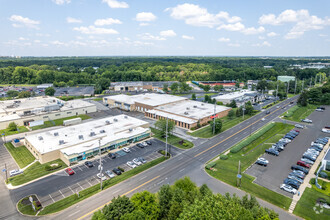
(138, 157, 146, 164)
(295, 124, 304, 129)
(272, 145, 284, 152)
(256, 158, 269, 166)
(288, 174, 303, 184)
(142, 142, 148, 147)
(65, 168, 75, 175)
(310, 146, 322, 152)
(85, 161, 94, 167)
(284, 178, 300, 189)
(108, 153, 116, 159)
(300, 157, 314, 165)
(315, 108, 324, 112)
(127, 161, 137, 168)
(105, 170, 115, 178)
(112, 168, 122, 175)
(96, 173, 107, 181)
(301, 119, 312, 123)
(122, 147, 130, 153)
(280, 184, 297, 194)
(302, 154, 316, 162)
(137, 143, 144, 148)
(266, 111, 270, 114)
(291, 165, 309, 174)
(290, 171, 305, 179)
(306, 149, 319, 156)
(322, 128, 330, 133)
(265, 148, 279, 156)
(311, 142, 324, 148)
(9, 169, 23, 177)
(133, 158, 142, 166)
(146, 140, 152, 145)
(297, 160, 310, 168)
(317, 107, 326, 110)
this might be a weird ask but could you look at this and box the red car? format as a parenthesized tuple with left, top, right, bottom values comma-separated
(65, 168, 75, 175)
(294, 130, 300, 133)
(297, 161, 310, 169)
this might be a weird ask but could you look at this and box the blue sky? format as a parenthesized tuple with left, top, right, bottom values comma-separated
(0, 0, 329, 56)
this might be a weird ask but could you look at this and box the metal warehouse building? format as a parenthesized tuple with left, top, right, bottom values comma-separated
(24, 114, 151, 165)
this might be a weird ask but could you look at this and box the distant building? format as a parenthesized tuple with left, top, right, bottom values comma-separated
(37, 84, 53, 89)
(109, 81, 178, 92)
(195, 81, 244, 88)
(321, 147, 330, 171)
(55, 86, 94, 97)
(277, 76, 296, 82)
(263, 66, 273, 69)
(214, 90, 265, 106)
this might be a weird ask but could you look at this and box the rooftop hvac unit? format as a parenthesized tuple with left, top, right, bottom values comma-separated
(59, 140, 65, 145)
(38, 136, 43, 140)
(124, 116, 128, 119)
(114, 118, 118, 122)
(90, 132, 96, 137)
(105, 120, 110, 125)
(79, 135, 84, 140)
(201, 103, 204, 106)
(129, 128, 133, 132)
(193, 105, 197, 108)
(100, 130, 105, 133)
(186, 107, 190, 110)
(54, 132, 59, 136)
(184, 112, 189, 115)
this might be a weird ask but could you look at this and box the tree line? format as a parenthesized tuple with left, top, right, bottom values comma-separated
(92, 177, 279, 220)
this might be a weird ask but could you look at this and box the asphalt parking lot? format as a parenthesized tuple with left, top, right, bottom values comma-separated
(245, 106, 330, 197)
(36, 138, 178, 207)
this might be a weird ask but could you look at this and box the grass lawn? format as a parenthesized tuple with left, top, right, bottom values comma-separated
(311, 179, 330, 196)
(287, 94, 296, 98)
(283, 104, 317, 122)
(151, 127, 193, 149)
(31, 114, 91, 130)
(5, 143, 35, 168)
(0, 126, 29, 136)
(206, 122, 294, 210)
(197, 93, 218, 98)
(92, 97, 103, 101)
(38, 157, 167, 215)
(17, 196, 41, 216)
(190, 111, 256, 138)
(293, 187, 330, 220)
(8, 159, 67, 186)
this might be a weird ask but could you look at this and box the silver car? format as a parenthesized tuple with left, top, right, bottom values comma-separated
(280, 184, 297, 194)
(295, 124, 304, 129)
(105, 170, 115, 178)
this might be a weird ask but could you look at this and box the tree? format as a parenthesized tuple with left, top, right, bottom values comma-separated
(235, 82, 240, 88)
(204, 95, 210, 102)
(308, 88, 322, 103)
(203, 85, 211, 92)
(191, 93, 196, 100)
(131, 191, 159, 219)
(170, 83, 179, 93)
(179, 82, 192, 92)
(155, 119, 175, 137)
(91, 210, 106, 220)
(236, 107, 243, 117)
(163, 83, 169, 93)
(18, 91, 31, 98)
(199, 184, 212, 198)
(121, 210, 146, 220)
(210, 118, 222, 134)
(102, 196, 134, 219)
(158, 184, 173, 219)
(297, 91, 308, 106)
(6, 90, 19, 97)
(7, 122, 18, 131)
(227, 109, 235, 119)
(257, 79, 268, 91)
(229, 100, 237, 108)
(213, 85, 223, 92)
(45, 87, 55, 96)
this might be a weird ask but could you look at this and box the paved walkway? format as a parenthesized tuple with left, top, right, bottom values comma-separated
(288, 140, 330, 213)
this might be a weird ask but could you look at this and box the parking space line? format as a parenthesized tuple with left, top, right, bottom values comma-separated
(49, 194, 55, 203)
(78, 182, 85, 189)
(68, 186, 75, 194)
(77, 166, 83, 171)
(59, 189, 65, 198)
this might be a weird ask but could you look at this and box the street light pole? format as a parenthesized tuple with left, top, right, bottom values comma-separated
(98, 139, 103, 190)
(213, 102, 216, 135)
(165, 117, 168, 157)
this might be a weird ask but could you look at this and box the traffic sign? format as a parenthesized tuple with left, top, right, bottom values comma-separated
(237, 174, 242, 179)
(2, 169, 6, 172)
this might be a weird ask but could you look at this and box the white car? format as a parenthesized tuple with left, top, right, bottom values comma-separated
(295, 124, 304, 129)
(105, 170, 115, 178)
(280, 138, 291, 143)
(142, 142, 148, 147)
(96, 173, 107, 181)
(133, 158, 142, 166)
(311, 142, 324, 148)
(315, 108, 324, 112)
(122, 147, 130, 153)
(127, 161, 137, 168)
(261, 118, 265, 121)
(9, 169, 23, 177)
(301, 119, 312, 123)
(322, 128, 330, 133)
(280, 184, 297, 194)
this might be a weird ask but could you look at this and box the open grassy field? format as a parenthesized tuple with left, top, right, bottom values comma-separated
(31, 114, 91, 130)
(283, 104, 317, 122)
(151, 127, 193, 149)
(206, 122, 294, 210)
(0, 126, 29, 136)
(5, 143, 35, 168)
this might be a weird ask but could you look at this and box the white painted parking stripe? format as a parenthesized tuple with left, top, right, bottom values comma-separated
(78, 182, 85, 189)
(77, 166, 83, 171)
(59, 189, 65, 198)
(68, 186, 75, 194)
(49, 194, 55, 203)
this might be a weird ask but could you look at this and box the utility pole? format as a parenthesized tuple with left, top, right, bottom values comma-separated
(314, 76, 317, 87)
(165, 117, 168, 157)
(309, 78, 312, 88)
(276, 82, 279, 100)
(242, 102, 245, 120)
(302, 79, 304, 91)
(4, 163, 8, 183)
(213, 102, 216, 135)
(98, 139, 103, 190)
(294, 79, 297, 94)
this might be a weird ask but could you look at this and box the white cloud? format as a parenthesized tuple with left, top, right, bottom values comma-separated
(319, 34, 327, 37)
(66, 17, 82, 23)
(133, 41, 154, 46)
(241, 26, 265, 35)
(228, 43, 240, 47)
(267, 32, 278, 37)
(102, 0, 128, 9)
(34, 40, 41, 43)
(18, 37, 28, 41)
(182, 35, 194, 40)
(160, 30, 176, 37)
(136, 12, 157, 22)
(94, 18, 122, 26)
(73, 26, 119, 35)
(139, 23, 150, 26)
(216, 11, 241, 23)
(218, 37, 230, 42)
(51, 40, 66, 46)
(52, 0, 71, 5)
(258, 36, 265, 40)
(253, 41, 271, 47)
(217, 22, 245, 31)
(9, 15, 40, 29)
(259, 9, 330, 39)
(139, 33, 166, 41)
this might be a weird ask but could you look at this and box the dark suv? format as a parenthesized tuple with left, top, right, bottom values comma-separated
(137, 143, 144, 148)
(108, 153, 116, 159)
(112, 168, 122, 175)
(85, 161, 94, 167)
(284, 178, 300, 189)
(265, 148, 279, 156)
(291, 165, 308, 174)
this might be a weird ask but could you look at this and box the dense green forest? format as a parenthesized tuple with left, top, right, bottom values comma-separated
(0, 57, 328, 93)
(92, 177, 279, 220)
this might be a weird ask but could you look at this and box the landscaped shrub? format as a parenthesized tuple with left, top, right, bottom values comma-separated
(310, 178, 316, 184)
(205, 162, 216, 170)
(220, 155, 228, 160)
(319, 172, 328, 179)
(284, 105, 299, 117)
(230, 123, 275, 153)
(44, 164, 62, 171)
(118, 167, 125, 172)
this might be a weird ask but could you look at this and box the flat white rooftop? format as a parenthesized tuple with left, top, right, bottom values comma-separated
(106, 93, 187, 107)
(152, 100, 231, 121)
(214, 90, 255, 100)
(147, 109, 197, 124)
(25, 114, 149, 155)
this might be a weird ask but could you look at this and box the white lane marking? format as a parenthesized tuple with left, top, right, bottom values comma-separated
(157, 179, 165, 185)
(158, 166, 164, 171)
(179, 168, 185, 173)
(140, 176, 147, 181)
(49, 194, 55, 203)
(112, 189, 121, 194)
(59, 189, 65, 198)
(68, 210, 80, 217)
(78, 166, 83, 171)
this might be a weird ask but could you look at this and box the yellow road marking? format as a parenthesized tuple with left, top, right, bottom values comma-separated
(76, 175, 160, 220)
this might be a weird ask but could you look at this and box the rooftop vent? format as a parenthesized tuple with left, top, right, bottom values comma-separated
(124, 116, 128, 119)
(186, 107, 190, 110)
(114, 118, 118, 122)
(201, 103, 204, 106)
(105, 120, 110, 125)
(184, 112, 189, 115)
(38, 136, 43, 140)
(78, 135, 84, 140)
(193, 105, 197, 108)
(129, 128, 133, 132)
(100, 130, 105, 133)
(59, 140, 65, 145)
(90, 132, 96, 137)
(54, 132, 59, 136)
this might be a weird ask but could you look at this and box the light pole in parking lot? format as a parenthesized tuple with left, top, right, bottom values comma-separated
(165, 117, 168, 157)
(212, 102, 216, 135)
(98, 138, 103, 190)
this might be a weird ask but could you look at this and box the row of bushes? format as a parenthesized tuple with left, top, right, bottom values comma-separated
(158, 150, 171, 157)
(205, 162, 216, 170)
(283, 105, 299, 118)
(44, 164, 62, 171)
(230, 123, 275, 153)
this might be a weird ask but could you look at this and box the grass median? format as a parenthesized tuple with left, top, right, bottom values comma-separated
(5, 143, 35, 168)
(31, 114, 91, 130)
(8, 159, 67, 186)
(151, 127, 193, 149)
(282, 104, 316, 122)
(38, 156, 167, 215)
(206, 122, 294, 210)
